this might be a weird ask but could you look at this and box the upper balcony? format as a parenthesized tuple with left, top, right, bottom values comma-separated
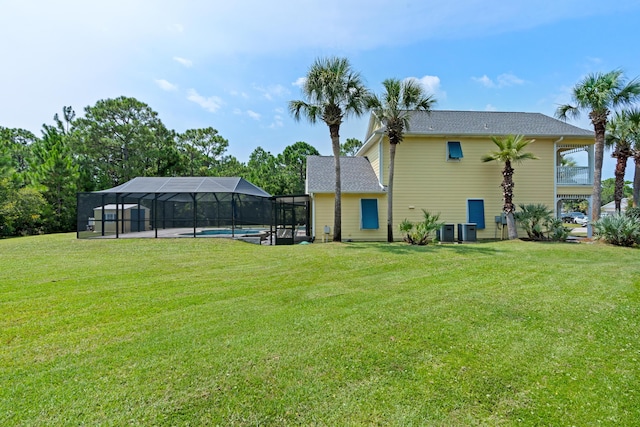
(556, 166, 592, 186)
(556, 144, 593, 187)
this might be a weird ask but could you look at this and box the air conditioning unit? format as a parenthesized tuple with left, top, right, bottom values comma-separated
(458, 223, 477, 242)
(437, 223, 455, 242)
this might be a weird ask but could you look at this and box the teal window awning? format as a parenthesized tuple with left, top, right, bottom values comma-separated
(448, 141, 463, 159)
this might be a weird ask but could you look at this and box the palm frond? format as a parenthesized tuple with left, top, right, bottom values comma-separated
(288, 100, 318, 124)
(612, 76, 640, 108)
(555, 104, 580, 121)
(483, 135, 537, 164)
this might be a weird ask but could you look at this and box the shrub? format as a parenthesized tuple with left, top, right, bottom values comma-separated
(547, 218, 571, 242)
(625, 206, 640, 221)
(593, 213, 640, 247)
(515, 203, 570, 241)
(399, 210, 443, 245)
(0, 186, 48, 237)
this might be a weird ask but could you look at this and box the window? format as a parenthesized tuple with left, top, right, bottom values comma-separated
(467, 199, 485, 229)
(104, 213, 116, 222)
(361, 199, 379, 229)
(447, 141, 463, 160)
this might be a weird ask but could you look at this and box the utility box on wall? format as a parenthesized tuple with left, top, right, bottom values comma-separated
(458, 223, 477, 242)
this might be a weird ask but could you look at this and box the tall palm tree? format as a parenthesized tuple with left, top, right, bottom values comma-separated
(365, 78, 436, 242)
(605, 109, 640, 212)
(289, 57, 368, 242)
(555, 70, 640, 221)
(624, 111, 640, 208)
(482, 134, 537, 240)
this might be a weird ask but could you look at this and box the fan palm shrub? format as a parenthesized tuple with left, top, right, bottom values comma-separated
(515, 203, 570, 241)
(399, 210, 443, 245)
(593, 213, 640, 247)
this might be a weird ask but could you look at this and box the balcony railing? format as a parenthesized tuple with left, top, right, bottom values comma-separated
(557, 166, 592, 185)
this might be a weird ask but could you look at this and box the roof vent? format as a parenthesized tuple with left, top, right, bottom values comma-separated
(484, 123, 489, 129)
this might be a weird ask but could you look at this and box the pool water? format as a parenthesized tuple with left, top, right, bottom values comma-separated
(197, 229, 264, 236)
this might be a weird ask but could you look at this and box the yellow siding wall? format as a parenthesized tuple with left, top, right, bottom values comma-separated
(312, 193, 387, 242)
(381, 135, 557, 239)
(94, 208, 151, 234)
(360, 137, 382, 182)
(558, 186, 592, 196)
(314, 134, 593, 241)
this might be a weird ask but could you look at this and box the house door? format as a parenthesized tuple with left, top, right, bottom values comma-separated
(467, 199, 485, 229)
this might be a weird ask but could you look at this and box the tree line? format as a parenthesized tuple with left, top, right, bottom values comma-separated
(0, 95, 364, 237)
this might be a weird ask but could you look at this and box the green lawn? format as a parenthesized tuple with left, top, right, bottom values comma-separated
(1, 235, 639, 425)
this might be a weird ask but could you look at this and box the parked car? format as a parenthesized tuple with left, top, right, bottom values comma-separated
(562, 212, 585, 223)
(574, 214, 589, 226)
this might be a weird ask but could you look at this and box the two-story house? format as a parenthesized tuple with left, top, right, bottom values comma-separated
(306, 110, 594, 241)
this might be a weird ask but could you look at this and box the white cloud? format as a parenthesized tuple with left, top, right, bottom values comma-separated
(154, 1, 621, 55)
(404, 75, 446, 102)
(154, 79, 178, 91)
(253, 84, 288, 100)
(247, 110, 261, 120)
(497, 73, 525, 87)
(169, 23, 184, 33)
(292, 77, 306, 88)
(173, 56, 193, 67)
(187, 89, 223, 113)
(416, 75, 441, 95)
(472, 73, 525, 88)
(232, 109, 262, 120)
(269, 115, 284, 129)
(485, 104, 497, 111)
(473, 75, 495, 88)
(230, 90, 249, 99)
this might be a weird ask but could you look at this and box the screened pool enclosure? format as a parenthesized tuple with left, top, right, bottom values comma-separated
(77, 177, 310, 244)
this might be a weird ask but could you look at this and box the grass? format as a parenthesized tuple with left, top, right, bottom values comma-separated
(1, 234, 639, 425)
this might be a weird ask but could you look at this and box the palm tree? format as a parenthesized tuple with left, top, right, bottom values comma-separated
(482, 134, 537, 240)
(365, 78, 436, 242)
(605, 109, 640, 212)
(626, 111, 640, 208)
(555, 70, 640, 221)
(289, 57, 368, 242)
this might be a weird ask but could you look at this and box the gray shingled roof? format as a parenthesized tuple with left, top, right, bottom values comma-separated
(307, 156, 385, 194)
(97, 177, 271, 198)
(369, 110, 593, 138)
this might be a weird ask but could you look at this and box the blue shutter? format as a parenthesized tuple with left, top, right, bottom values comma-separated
(361, 199, 379, 229)
(448, 141, 463, 159)
(468, 199, 485, 229)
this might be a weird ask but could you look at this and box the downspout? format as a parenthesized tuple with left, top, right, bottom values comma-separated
(553, 137, 563, 218)
(378, 133, 384, 186)
(310, 193, 316, 241)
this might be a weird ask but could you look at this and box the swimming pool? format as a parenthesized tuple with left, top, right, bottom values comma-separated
(192, 228, 265, 236)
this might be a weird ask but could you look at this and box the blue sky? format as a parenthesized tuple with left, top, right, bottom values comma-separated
(3, 0, 640, 179)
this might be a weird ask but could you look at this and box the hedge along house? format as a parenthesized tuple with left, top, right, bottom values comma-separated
(306, 110, 595, 241)
(77, 177, 278, 239)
